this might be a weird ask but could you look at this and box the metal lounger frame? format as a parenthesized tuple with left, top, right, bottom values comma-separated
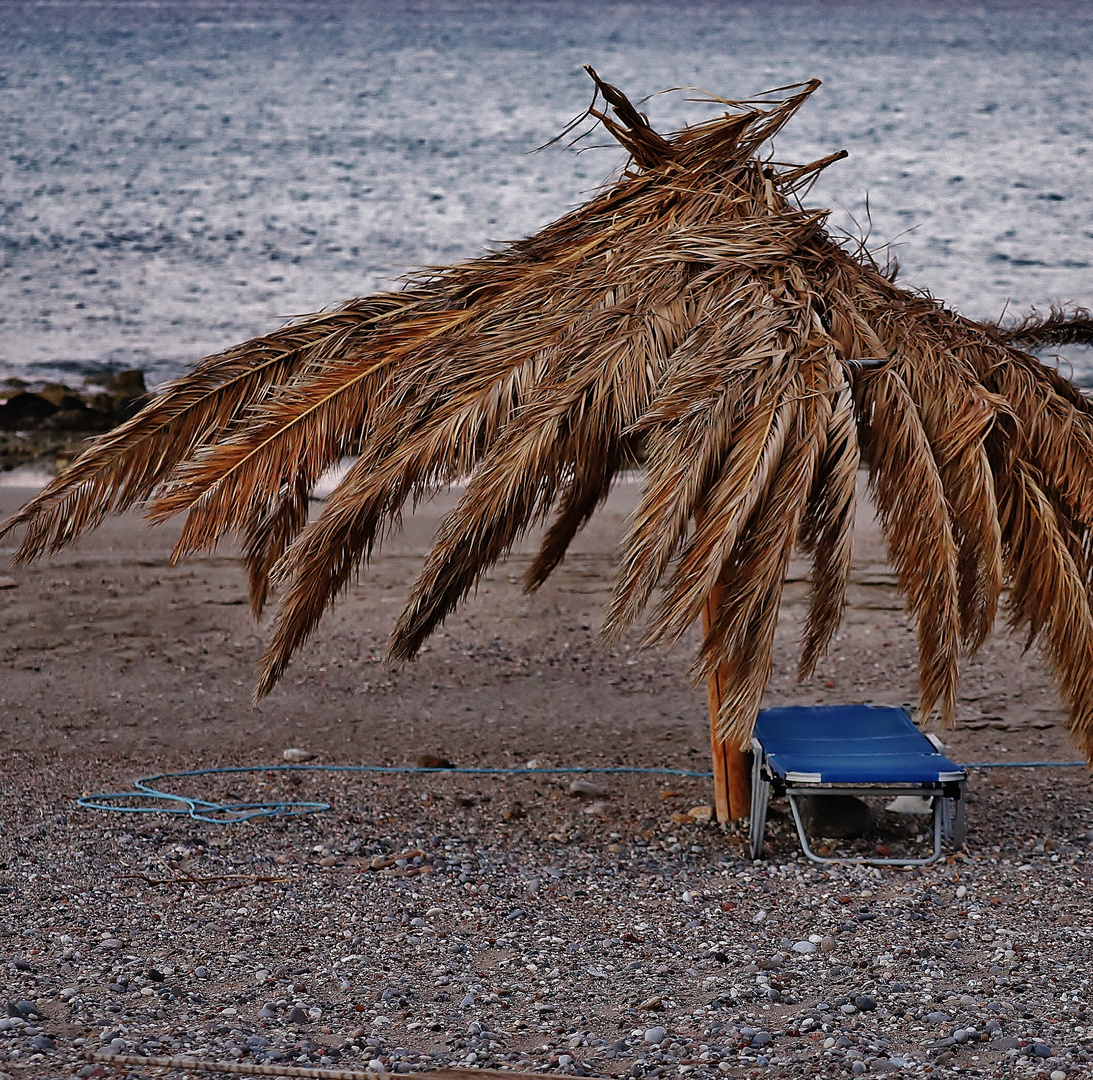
(749, 739, 966, 866)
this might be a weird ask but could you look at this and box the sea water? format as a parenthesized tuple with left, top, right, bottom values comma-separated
(0, 0, 1090, 387)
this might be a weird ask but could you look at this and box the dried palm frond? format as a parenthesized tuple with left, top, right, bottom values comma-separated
(996, 305, 1093, 349)
(5, 67, 1093, 758)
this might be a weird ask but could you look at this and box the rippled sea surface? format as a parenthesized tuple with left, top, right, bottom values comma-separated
(1, 0, 1091, 386)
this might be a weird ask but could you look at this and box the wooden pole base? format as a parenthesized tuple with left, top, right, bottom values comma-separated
(701, 582, 753, 824)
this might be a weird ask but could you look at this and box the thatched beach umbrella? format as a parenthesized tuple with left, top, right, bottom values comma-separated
(5, 70, 1093, 820)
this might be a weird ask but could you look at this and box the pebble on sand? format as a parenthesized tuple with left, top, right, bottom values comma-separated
(566, 778, 606, 798)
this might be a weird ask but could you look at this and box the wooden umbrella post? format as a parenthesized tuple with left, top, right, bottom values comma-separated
(700, 576, 753, 825)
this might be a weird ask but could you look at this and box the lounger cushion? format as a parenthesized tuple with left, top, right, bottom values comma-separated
(755, 704, 965, 784)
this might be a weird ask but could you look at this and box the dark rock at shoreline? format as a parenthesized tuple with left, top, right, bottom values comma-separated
(0, 370, 148, 467)
(0, 392, 58, 431)
(0, 371, 147, 450)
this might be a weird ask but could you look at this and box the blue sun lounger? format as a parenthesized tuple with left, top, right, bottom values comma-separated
(750, 704, 967, 866)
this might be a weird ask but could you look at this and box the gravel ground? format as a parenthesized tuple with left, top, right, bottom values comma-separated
(3, 481, 1093, 1080)
(2, 781, 1092, 1080)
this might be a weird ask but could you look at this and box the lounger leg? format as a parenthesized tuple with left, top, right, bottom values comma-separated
(749, 744, 769, 860)
(928, 796, 944, 864)
(786, 794, 828, 865)
(790, 790, 944, 866)
(943, 782, 967, 850)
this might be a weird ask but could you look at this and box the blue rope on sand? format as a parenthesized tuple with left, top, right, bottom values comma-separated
(77, 764, 715, 824)
(76, 758, 1087, 825)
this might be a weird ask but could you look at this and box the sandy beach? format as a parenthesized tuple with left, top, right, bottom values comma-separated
(1, 476, 1091, 1079)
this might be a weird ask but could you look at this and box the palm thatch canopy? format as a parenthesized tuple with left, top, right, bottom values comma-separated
(5, 69, 1093, 756)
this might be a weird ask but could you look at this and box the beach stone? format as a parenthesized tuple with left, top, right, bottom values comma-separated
(1052, 1072, 1068, 1080)
(792, 940, 817, 954)
(193, 966, 209, 979)
(854, 995, 876, 1012)
(258, 1005, 277, 1020)
(840, 1003, 857, 1014)
(27, 1034, 53, 1052)
(108, 370, 147, 403)
(0, 392, 57, 430)
(751, 1032, 771, 1048)
(0, 577, 15, 590)
(288, 1006, 309, 1024)
(796, 795, 875, 838)
(282, 747, 313, 762)
(926, 1011, 951, 1025)
(819, 935, 837, 953)
(416, 753, 454, 769)
(1031, 1043, 1052, 1058)
(644, 1026, 667, 1045)
(567, 778, 606, 799)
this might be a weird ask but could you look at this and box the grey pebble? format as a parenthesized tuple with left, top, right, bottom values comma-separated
(288, 1006, 309, 1024)
(566, 779, 605, 798)
(644, 1026, 667, 1045)
(193, 966, 209, 980)
(926, 1011, 951, 1024)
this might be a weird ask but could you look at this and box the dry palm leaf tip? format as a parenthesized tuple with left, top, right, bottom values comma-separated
(5, 68, 1093, 756)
